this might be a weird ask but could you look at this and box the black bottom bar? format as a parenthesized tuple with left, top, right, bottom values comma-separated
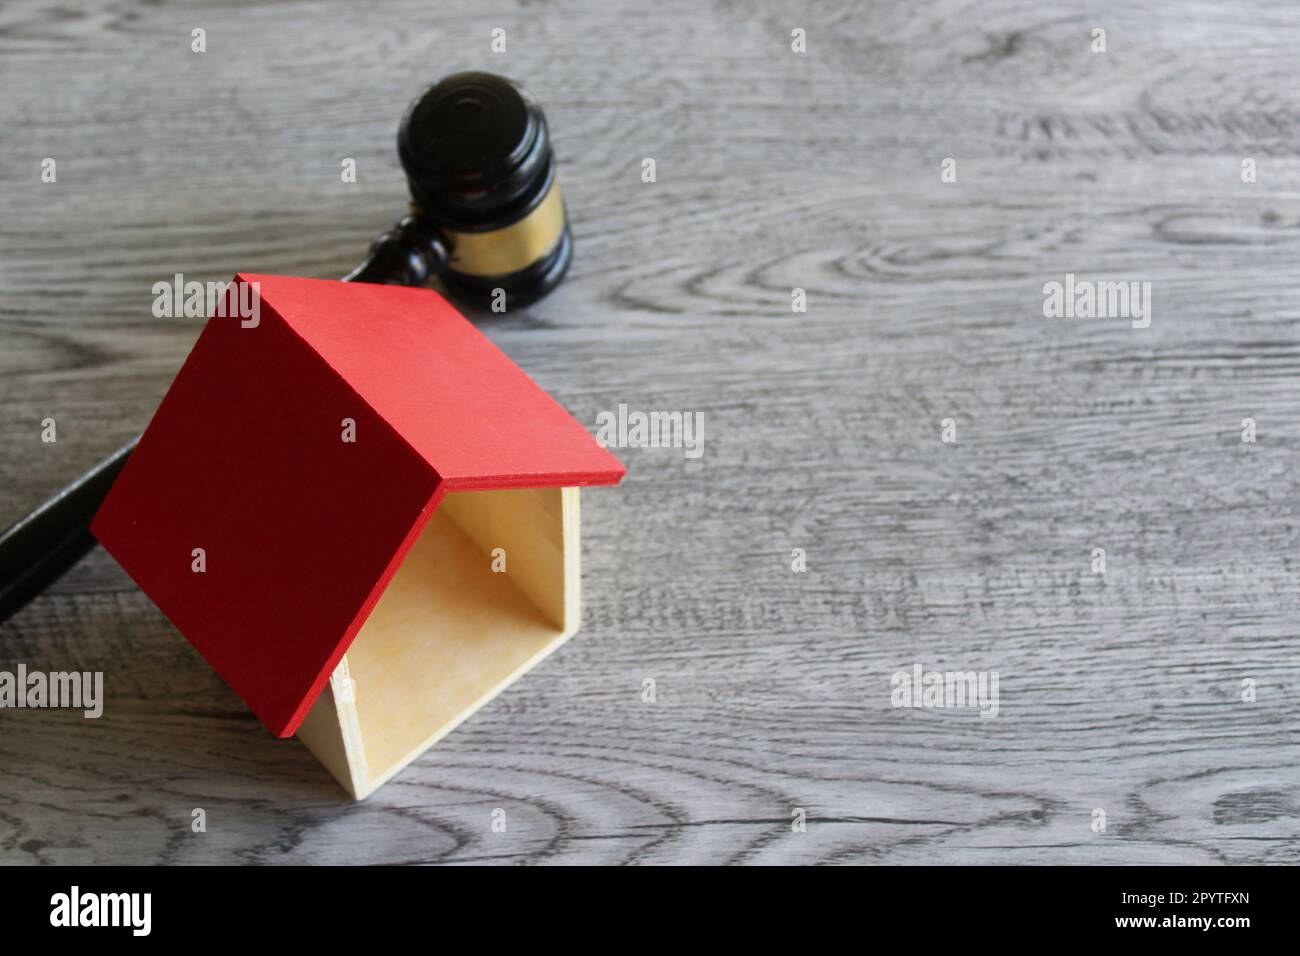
(0, 864, 1278, 941)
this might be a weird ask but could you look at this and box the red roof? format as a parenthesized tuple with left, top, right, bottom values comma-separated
(92, 274, 623, 737)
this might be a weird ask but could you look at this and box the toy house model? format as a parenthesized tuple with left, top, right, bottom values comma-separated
(92, 274, 624, 798)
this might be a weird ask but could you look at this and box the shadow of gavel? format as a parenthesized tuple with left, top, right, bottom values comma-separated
(0, 72, 573, 623)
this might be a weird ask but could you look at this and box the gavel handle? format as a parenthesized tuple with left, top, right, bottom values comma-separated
(0, 438, 138, 623)
(0, 218, 450, 625)
(343, 215, 450, 286)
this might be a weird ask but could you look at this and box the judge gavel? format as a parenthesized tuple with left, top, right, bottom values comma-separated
(349, 71, 572, 302)
(0, 72, 573, 623)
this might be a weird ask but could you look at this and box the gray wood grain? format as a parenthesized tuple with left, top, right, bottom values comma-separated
(2, 0, 1299, 864)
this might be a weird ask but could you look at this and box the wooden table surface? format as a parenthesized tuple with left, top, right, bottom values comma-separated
(2, 0, 1298, 865)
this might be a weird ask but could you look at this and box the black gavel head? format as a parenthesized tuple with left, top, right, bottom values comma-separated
(397, 72, 572, 308)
